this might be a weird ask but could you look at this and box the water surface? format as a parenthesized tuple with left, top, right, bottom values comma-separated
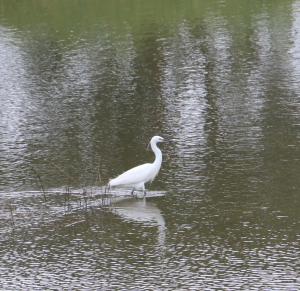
(0, 0, 299, 289)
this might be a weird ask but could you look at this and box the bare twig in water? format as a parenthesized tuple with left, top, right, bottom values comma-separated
(95, 164, 102, 186)
(64, 186, 72, 212)
(83, 189, 88, 210)
(8, 202, 15, 227)
(31, 166, 47, 202)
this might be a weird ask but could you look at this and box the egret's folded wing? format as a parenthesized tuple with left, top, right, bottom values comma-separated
(109, 163, 152, 186)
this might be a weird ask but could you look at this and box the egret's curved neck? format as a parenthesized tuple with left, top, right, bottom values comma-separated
(151, 141, 162, 166)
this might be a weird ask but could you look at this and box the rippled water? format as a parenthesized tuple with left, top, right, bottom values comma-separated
(1, 0, 300, 289)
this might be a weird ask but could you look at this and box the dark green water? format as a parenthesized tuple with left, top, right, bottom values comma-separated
(0, 0, 299, 289)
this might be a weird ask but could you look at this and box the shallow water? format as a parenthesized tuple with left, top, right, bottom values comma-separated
(0, 0, 300, 289)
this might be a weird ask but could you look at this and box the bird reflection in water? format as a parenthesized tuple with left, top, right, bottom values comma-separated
(113, 198, 166, 252)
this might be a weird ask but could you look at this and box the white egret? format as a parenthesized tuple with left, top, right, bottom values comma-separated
(108, 136, 164, 196)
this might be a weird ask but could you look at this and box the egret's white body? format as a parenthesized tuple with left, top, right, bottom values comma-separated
(108, 136, 164, 195)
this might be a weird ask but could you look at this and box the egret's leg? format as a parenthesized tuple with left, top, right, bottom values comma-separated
(131, 189, 135, 196)
(142, 184, 146, 197)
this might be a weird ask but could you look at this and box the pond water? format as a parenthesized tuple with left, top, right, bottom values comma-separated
(0, 0, 299, 289)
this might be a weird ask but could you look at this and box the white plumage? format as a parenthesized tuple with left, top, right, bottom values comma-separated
(108, 136, 164, 195)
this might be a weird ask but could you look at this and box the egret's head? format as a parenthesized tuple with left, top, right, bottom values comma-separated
(151, 135, 164, 144)
(147, 136, 164, 150)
